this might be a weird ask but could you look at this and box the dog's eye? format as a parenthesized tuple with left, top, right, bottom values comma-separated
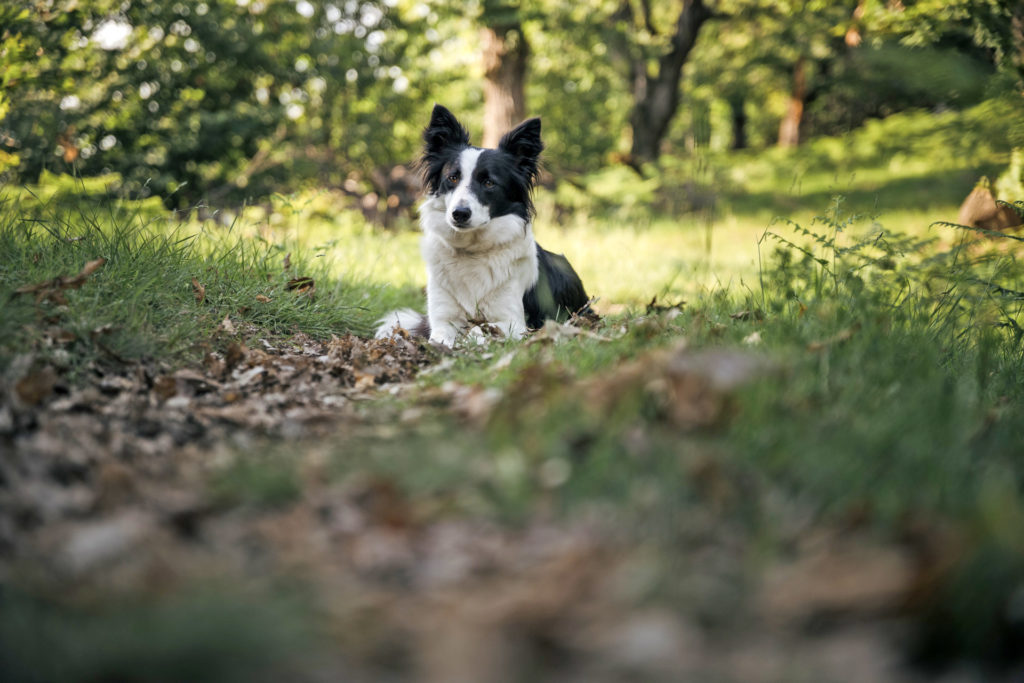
(481, 178, 494, 188)
(446, 173, 459, 183)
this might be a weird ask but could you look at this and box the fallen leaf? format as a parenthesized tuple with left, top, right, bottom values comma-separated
(491, 351, 517, 371)
(233, 365, 265, 386)
(352, 370, 378, 392)
(530, 319, 580, 344)
(204, 352, 227, 379)
(75, 257, 107, 281)
(450, 383, 503, 423)
(219, 315, 236, 335)
(225, 341, 247, 369)
(191, 277, 206, 303)
(60, 511, 155, 574)
(807, 322, 861, 352)
(730, 309, 764, 322)
(255, 294, 272, 303)
(286, 276, 315, 294)
(529, 319, 608, 345)
(15, 366, 59, 405)
(646, 295, 686, 314)
(47, 328, 77, 345)
(173, 368, 222, 393)
(14, 257, 107, 304)
(584, 346, 767, 430)
(153, 375, 178, 400)
(760, 536, 914, 622)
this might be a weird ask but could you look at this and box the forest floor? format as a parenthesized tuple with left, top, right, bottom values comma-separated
(3, 318, 962, 683)
(4, 100, 1024, 681)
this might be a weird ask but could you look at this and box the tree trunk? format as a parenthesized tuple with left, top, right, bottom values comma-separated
(481, 22, 528, 148)
(728, 94, 747, 150)
(778, 57, 807, 148)
(627, 0, 711, 166)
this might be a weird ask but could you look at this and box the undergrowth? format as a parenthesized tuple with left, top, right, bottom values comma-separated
(0, 192, 386, 376)
(336, 197, 1024, 664)
(3, 177, 1024, 670)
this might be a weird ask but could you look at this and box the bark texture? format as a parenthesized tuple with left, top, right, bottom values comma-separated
(777, 57, 807, 148)
(625, 0, 712, 166)
(481, 22, 528, 148)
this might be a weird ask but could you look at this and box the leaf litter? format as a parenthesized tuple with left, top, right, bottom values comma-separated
(12, 256, 106, 305)
(0, 312, 1002, 681)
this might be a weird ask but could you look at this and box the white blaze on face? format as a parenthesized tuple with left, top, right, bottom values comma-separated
(446, 148, 490, 229)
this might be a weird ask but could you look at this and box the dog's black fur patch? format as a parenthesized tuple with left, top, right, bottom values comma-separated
(524, 244, 591, 329)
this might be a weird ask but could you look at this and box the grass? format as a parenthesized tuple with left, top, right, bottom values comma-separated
(0, 589, 317, 683)
(0, 189, 404, 375)
(4, 96, 1024, 675)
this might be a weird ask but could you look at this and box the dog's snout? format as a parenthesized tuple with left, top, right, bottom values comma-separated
(451, 206, 472, 226)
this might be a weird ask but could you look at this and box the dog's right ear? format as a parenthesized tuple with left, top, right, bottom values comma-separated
(424, 104, 470, 153)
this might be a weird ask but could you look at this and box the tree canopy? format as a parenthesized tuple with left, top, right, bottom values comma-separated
(1, 0, 1019, 213)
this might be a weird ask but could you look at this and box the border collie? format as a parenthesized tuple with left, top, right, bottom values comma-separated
(375, 104, 591, 346)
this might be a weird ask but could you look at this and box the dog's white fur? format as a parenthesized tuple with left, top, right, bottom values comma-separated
(375, 308, 424, 338)
(420, 195, 538, 347)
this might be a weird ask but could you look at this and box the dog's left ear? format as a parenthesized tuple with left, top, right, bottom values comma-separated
(425, 104, 470, 153)
(499, 118, 543, 180)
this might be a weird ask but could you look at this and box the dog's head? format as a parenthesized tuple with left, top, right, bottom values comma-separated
(420, 104, 543, 231)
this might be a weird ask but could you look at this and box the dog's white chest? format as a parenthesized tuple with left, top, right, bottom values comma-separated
(422, 223, 536, 311)
(419, 201, 538, 344)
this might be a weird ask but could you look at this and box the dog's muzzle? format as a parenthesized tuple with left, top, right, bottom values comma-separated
(450, 205, 472, 228)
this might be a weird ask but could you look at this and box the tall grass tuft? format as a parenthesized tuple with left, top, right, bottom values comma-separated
(739, 198, 1024, 520)
(0, 190, 385, 377)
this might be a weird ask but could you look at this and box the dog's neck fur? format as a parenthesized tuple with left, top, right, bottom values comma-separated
(419, 196, 533, 256)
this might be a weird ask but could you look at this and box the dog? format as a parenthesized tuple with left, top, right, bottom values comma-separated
(375, 104, 591, 346)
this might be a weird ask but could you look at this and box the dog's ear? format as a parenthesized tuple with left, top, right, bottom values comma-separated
(420, 105, 471, 194)
(498, 117, 543, 183)
(424, 104, 470, 153)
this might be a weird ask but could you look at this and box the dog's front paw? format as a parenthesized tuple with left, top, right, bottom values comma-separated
(429, 331, 457, 348)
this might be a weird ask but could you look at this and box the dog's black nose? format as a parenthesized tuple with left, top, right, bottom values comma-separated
(451, 206, 471, 226)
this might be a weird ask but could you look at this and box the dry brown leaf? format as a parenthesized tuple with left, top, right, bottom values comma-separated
(255, 294, 272, 303)
(203, 352, 227, 379)
(352, 370, 378, 393)
(286, 276, 315, 294)
(730, 309, 764, 322)
(584, 346, 766, 430)
(153, 375, 178, 400)
(219, 315, 236, 335)
(807, 322, 861, 352)
(225, 341, 247, 369)
(191, 277, 206, 304)
(14, 257, 107, 304)
(76, 257, 107, 280)
(15, 366, 59, 405)
(59, 511, 156, 575)
(450, 383, 503, 424)
(47, 328, 77, 345)
(646, 294, 686, 314)
(760, 537, 914, 622)
(283, 252, 292, 271)
(528, 319, 608, 345)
